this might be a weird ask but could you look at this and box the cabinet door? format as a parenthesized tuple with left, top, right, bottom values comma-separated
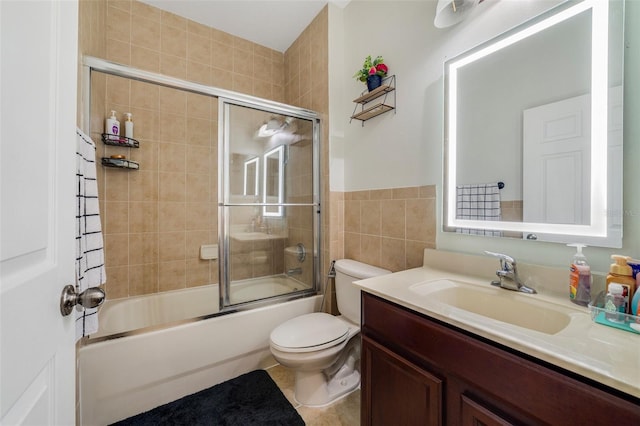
(461, 395, 514, 426)
(362, 336, 442, 426)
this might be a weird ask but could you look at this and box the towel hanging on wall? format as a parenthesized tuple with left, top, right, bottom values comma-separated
(456, 182, 502, 237)
(75, 128, 106, 340)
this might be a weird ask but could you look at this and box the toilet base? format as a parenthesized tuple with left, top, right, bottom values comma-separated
(294, 365, 360, 407)
(293, 338, 361, 407)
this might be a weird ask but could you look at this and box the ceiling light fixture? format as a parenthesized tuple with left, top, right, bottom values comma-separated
(434, 0, 480, 28)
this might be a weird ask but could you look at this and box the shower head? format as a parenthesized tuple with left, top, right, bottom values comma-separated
(257, 116, 295, 137)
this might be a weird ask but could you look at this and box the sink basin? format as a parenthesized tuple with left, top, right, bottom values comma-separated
(411, 280, 571, 335)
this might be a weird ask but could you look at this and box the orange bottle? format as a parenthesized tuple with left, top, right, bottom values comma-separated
(605, 255, 636, 314)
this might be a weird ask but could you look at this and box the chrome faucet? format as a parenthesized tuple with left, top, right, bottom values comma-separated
(484, 251, 536, 294)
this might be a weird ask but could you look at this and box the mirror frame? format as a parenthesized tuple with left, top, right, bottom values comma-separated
(443, 0, 612, 238)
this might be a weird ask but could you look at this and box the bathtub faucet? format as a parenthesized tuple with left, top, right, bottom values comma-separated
(286, 267, 302, 276)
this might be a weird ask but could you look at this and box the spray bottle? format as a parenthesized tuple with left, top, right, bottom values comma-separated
(568, 243, 591, 306)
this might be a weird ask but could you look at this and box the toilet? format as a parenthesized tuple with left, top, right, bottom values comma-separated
(269, 259, 391, 407)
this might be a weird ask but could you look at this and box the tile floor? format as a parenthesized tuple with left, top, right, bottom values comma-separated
(266, 365, 360, 426)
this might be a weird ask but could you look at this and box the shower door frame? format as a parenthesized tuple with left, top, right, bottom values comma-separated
(81, 56, 322, 315)
(218, 98, 321, 310)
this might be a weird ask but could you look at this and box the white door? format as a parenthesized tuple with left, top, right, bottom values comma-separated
(1, 1, 78, 424)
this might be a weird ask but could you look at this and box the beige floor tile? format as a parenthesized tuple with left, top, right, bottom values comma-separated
(266, 364, 361, 426)
(266, 364, 298, 408)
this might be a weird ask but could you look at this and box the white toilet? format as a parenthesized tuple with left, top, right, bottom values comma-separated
(269, 259, 390, 407)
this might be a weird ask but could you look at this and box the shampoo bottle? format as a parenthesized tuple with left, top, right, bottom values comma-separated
(605, 255, 636, 314)
(105, 110, 120, 140)
(124, 112, 134, 139)
(568, 243, 591, 306)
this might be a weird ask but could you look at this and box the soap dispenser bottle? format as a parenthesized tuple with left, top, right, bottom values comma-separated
(568, 244, 591, 306)
(105, 110, 120, 141)
(605, 255, 636, 314)
(124, 112, 134, 139)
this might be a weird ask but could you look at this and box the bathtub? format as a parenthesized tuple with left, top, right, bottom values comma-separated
(90, 276, 311, 339)
(79, 277, 319, 425)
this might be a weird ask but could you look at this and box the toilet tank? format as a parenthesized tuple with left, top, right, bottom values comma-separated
(334, 259, 391, 324)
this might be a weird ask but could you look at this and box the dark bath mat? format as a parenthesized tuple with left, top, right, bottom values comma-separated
(111, 369, 305, 426)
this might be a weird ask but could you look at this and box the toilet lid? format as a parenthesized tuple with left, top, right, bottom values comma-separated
(270, 313, 349, 353)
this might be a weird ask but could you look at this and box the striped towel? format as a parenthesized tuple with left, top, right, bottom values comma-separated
(456, 183, 502, 237)
(76, 129, 106, 340)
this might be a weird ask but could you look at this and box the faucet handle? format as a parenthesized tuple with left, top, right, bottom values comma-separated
(484, 251, 515, 264)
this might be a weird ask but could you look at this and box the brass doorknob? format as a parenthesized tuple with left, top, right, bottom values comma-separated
(59, 285, 105, 316)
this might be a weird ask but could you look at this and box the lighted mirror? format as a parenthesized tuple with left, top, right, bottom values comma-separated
(443, 0, 624, 247)
(243, 157, 259, 196)
(263, 145, 284, 217)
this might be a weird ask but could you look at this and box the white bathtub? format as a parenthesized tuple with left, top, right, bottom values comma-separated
(91, 276, 310, 339)
(79, 278, 319, 425)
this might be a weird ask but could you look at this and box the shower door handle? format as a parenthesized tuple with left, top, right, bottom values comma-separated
(59, 285, 106, 316)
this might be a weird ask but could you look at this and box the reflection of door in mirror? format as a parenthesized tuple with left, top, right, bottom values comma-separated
(523, 94, 591, 227)
(523, 86, 623, 246)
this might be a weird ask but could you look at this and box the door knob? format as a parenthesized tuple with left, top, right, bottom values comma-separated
(60, 285, 105, 316)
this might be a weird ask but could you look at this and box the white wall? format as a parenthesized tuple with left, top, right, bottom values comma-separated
(329, 0, 640, 274)
(332, 0, 563, 191)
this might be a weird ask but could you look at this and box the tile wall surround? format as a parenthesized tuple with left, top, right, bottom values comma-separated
(92, 75, 219, 299)
(80, 0, 333, 303)
(501, 200, 524, 239)
(280, 6, 338, 312)
(282, 6, 332, 280)
(102, 0, 286, 101)
(341, 185, 437, 273)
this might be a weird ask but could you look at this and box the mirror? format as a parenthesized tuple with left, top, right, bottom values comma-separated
(263, 145, 284, 217)
(443, 0, 624, 247)
(243, 157, 259, 196)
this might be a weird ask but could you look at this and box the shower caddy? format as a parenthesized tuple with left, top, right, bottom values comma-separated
(100, 133, 140, 170)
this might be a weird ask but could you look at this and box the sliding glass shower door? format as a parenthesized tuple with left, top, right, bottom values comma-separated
(219, 99, 320, 309)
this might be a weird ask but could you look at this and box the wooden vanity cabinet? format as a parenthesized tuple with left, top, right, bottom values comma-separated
(361, 292, 640, 426)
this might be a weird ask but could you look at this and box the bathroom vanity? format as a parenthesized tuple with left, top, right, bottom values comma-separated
(355, 250, 640, 425)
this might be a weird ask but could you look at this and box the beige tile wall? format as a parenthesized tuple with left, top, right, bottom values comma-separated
(93, 76, 218, 299)
(342, 185, 437, 272)
(282, 7, 333, 308)
(83, 0, 291, 300)
(102, 0, 285, 100)
(501, 200, 523, 239)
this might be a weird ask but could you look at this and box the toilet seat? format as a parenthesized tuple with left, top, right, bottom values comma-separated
(270, 313, 350, 353)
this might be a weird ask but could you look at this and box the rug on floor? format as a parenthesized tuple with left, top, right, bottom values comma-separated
(111, 369, 305, 426)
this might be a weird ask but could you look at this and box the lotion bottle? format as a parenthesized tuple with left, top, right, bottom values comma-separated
(568, 243, 591, 306)
(124, 112, 134, 139)
(105, 110, 120, 140)
(605, 255, 636, 314)
(604, 283, 626, 323)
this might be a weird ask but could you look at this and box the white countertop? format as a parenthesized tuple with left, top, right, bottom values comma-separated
(353, 249, 640, 399)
